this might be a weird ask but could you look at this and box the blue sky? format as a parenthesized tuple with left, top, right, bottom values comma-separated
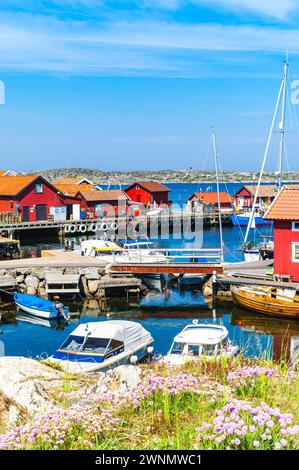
(1, 1, 299, 172)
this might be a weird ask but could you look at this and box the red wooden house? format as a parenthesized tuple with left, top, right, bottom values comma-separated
(264, 185, 299, 282)
(0, 175, 74, 222)
(77, 189, 130, 218)
(235, 185, 277, 210)
(125, 182, 171, 207)
(188, 191, 233, 213)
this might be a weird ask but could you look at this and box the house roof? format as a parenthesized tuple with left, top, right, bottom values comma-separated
(0, 170, 17, 176)
(126, 181, 171, 193)
(0, 176, 39, 196)
(54, 183, 94, 197)
(264, 185, 299, 220)
(238, 184, 278, 198)
(189, 191, 232, 204)
(78, 189, 129, 202)
(55, 177, 93, 185)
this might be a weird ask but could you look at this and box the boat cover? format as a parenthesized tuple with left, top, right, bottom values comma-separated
(14, 293, 55, 311)
(69, 320, 152, 349)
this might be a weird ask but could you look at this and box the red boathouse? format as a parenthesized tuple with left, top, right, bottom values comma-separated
(125, 182, 171, 207)
(264, 185, 299, 282)
(0, 175, 69, 222)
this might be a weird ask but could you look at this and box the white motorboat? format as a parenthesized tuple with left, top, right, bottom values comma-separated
(80, 239, 122, 257)
(164, 321, 239, 365)
(50, 320, 154, 373)
(80, 238, 169, 264)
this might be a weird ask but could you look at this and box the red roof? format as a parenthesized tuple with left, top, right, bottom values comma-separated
(189, 191, 232, 204)
(264, 185, 299, 220)
(126, 182, 171, 193)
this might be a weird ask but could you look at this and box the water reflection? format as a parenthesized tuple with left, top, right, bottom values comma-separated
(0, 291, 298, 363)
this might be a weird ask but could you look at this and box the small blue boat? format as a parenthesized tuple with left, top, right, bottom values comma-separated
(231, 214, 272, 227)
(14, 293, 69, 320)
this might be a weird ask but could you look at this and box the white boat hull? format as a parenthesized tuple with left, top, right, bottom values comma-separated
(163, 346, 239, 365)
(50, 339, 153, 374)
(15, 301, 58, 320)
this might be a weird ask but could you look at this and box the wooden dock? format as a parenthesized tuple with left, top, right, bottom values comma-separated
(217, 275, 299, 290)
(111, 262, 223, 275)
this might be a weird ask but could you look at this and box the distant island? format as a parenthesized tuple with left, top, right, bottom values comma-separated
(27, 167, 299, 185)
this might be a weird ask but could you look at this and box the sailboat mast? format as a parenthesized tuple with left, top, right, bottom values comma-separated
(278, 58, 288, 189)
(212, 127, 224, 263)
(243, 66, 285, 246)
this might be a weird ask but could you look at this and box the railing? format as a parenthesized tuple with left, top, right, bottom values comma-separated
(107, 248, 222, 264)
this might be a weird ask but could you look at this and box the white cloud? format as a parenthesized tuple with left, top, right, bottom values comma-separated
(0, 13, 297, 76)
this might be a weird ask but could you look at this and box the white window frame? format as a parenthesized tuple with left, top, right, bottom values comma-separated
(291, 242, 299, 263)
(292, 221, 299, 232)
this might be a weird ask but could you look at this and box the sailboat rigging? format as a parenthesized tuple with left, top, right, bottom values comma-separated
(242, 57, 289, 262)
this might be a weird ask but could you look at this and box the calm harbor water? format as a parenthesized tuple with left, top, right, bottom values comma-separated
(0, 291, 298, 363)
(1, 182, 298, 362)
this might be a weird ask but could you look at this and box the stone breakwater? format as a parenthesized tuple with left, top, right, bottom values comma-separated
(0, 267, 143, 300)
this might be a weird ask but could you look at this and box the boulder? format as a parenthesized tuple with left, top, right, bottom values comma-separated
(24, 275, 39, 290)
(85, 271, 100, 281)
(0, 357, 62, 418)
(87, 280, 99, 295)
(87, 365, 143, 395)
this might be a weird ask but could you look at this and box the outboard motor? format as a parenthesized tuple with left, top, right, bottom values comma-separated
(55, 303, 70, 322)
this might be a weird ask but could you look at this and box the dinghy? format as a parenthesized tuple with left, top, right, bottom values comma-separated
(14, 293, 70, 320)
(50, 320, 154, 373)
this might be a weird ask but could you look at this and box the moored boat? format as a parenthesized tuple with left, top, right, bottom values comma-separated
(14, 293, 70, 320)
(50, 320, 154, 373)
(163, 321, 238, 365)
(231, 286, 299, 319)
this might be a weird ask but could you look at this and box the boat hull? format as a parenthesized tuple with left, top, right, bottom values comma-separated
(50, 340, 153, 374)
(15, 300, 59, 319)
(231, 286, 299, 319)
(231, 215, 271, 226)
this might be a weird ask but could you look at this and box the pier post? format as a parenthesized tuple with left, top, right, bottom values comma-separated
(212, 270, 217, 312)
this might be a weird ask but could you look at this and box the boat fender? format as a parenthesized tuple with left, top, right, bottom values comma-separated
(110, 221, 118, 231)
(90, 223, 98, 232)
(79, 224, 87, 233)
(130, 355, 138, 364)
(68, 224, 77, 233)
(100, 222, 108, 232)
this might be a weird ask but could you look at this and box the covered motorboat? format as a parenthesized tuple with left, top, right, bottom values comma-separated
(14, 293, 70, 320)
(164, 321, 239, 365)
(50, 320, 154, 373)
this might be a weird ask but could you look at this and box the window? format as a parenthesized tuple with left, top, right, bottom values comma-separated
(292, 222, 299, 232)
(34, 183, 43, 193)
(292, 243, 299, 263)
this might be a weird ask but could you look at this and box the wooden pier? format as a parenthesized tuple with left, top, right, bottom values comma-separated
(0, 210, 232, 237)
(111, 262, 223, 275)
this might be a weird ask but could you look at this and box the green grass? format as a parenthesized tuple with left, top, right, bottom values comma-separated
(1, 356, 298, 450)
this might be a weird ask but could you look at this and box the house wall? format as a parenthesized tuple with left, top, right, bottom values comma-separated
(0, 179, 64, 221)
(274, 220, 299, 282)
(80, 199, 128, 217)
(126, 186, 169, 206)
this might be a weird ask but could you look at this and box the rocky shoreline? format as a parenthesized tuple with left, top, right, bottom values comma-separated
(27, 167, 299, 185)
(0, 267, 144, 300)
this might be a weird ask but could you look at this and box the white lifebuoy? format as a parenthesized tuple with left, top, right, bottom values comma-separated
(90, 223, 98, 232)
(79, 224, 87, 233)
(100, 222, 108, 231)
(68, 224, 76, 233)
(110, 221, 118, 231)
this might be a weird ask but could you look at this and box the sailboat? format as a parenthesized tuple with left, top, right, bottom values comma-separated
(241, 57, 289, 262)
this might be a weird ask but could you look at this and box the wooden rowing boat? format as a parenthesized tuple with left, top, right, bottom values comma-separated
(230, 286, 299, 319)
